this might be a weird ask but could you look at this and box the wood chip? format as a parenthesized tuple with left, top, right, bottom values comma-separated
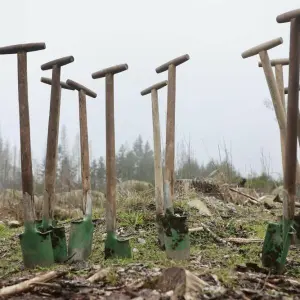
(87, 267, 111, 283)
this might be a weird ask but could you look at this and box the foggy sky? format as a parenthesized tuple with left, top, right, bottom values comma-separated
(0, 0, 298, 178)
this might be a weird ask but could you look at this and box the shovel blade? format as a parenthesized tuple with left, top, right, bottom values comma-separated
(104, 232, 132, 259)
(163, 213, 190, 260)
(19, 224, 54, 269)
(37, 222, 68, 263)
(293, 215, 300, 246)
(156, 214, 165, 250)
(262, 221, 293, 274)
(51, 226, 68, 263)
(68, 217, 94, 262)
(35, 219, 57, 228)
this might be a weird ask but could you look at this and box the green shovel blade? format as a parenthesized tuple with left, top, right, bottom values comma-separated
(262, 220, 293, 273)
(163, 212, 190, 260)
(68, 217, 94, 262)
(35, 219, 57, 228)
(19, 222, 54, 269)
(104, 231, 132, 259)
(38, 221, 68, 263)
(50, 226, 68, 263)
(156, 214, 165, 250)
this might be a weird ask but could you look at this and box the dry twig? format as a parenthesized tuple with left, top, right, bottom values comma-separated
(229, 188, 259, 204)
(200, 222, 230, 245)
(225, 237, 263, 244)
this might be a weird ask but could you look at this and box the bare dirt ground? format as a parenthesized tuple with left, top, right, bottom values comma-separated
(1, 182, 300, 299)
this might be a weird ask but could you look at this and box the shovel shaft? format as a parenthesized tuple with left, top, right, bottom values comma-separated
(44, 66, 62, 221)
(151, 89, 164, 215)
(259, 51, 287, 132)
(106, 73, 116, 232)
(79, 90, 90, 191)
(17, 52, 35, 221)
(274, 64, 286, 179)
(284, 18, 300, 220)
(165, 64, 176, 204)
(274, 64, 285, 108)
(79, 90, 91, 212)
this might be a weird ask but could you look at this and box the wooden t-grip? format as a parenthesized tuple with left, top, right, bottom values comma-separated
(141, 80, 168, 96)
(66, 79, 97, 98)
(40, 77, 74, 90)
(241, 38, 283, 59)
(258, 58, 289, 67)
(41, 56, 74, 70)
(156, 54, 190, 73)
(284, 86, 300, 95)
(277, 9, 300, 23)
(92, 64, 128, 79)
(0, 43, 45, 54)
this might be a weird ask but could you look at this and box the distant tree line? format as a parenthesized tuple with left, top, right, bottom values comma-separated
(0, 125, 281, 194)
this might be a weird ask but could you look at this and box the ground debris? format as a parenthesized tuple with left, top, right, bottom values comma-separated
(3, 185, 300, 299)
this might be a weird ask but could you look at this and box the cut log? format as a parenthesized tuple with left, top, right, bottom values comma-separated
(157, 267, 209, 299)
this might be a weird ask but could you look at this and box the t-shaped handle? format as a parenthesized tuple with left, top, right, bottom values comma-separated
(258, 58, 289, 67)
(41, 77, 74, 90)
(91, 64, 128, 79)
(141, 80, 168, 96)
(66, 79, 97, 98)
(155, 54, 190, 73)
(241, 38, 283, 59)
(41, 56, 74, 70)
(241, 38, 287, 140)
(284, 86, 300, 95)
(277, 9, 300, 23)
(0, 42, 45, 54)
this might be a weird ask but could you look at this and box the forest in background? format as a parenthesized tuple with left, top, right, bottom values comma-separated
(0, 125, 282, 195)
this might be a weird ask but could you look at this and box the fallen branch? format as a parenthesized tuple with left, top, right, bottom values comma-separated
(268, 277, 300, 287)
(0, 271, 64, 297)
(30, 282, 61, 289)
(225, 237, 263, 244)
(200, 223, 230, 245)
(248, 277, 279, 290)
(229, 188, 259, 204)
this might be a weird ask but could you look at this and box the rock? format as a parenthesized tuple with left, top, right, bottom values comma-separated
(137, 238, 146, 244)
(106, 293, 131, 300)
(259, 195, 277, 209)
(187, 199, 212, 216)
(7, 220, 21, 228)
(139, 289, 160, 300)
(164, 290, 174, 297)
(117, 268, 125, 273)
(152, 267, 161, 273)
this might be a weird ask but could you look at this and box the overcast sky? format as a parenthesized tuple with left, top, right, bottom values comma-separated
(0, 0, 298, 178)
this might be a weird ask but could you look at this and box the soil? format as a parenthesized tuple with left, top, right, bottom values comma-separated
(1, 190, 300, 299)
